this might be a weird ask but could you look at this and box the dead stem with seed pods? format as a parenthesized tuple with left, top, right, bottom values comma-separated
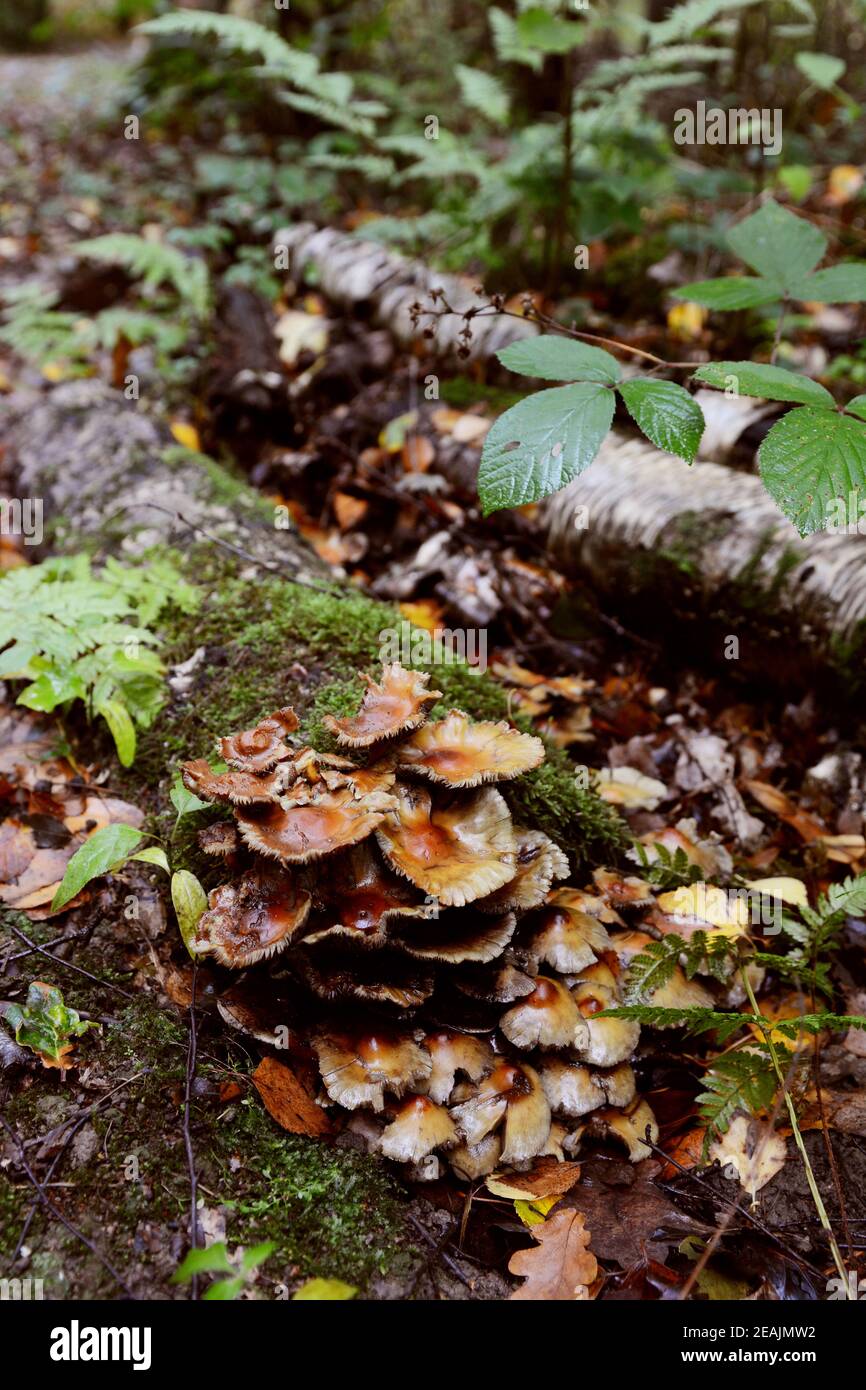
(181, 661, 658, 1180)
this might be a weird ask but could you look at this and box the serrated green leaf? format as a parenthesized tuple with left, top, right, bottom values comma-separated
(672, 276, 780, 310)
(51, 822, 144, 911)
(795, 264, 866, 304)
(697, 1048, 777, 1140)
(727, 200, 826, 292)
(497, 334, 620, 384)
(795, 51, 845, 90)
(618, 378, 704, 463)
(171, 869, 207, 958)
(131, 846, 170, 874)
(693, 361, 835, 407)
(292, 1277, 357, 1301)
(758, 407, 866, 535)
(846, 395, 866, 422)
(478, 383, 615, 514)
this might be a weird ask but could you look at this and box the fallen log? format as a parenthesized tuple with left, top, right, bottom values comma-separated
(543, 431, 866, 688)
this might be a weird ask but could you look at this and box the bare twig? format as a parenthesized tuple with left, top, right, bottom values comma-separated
(182, 960, 200, 1299)
(0, 1112, 137, 1299)
(5, 921, 133, 1000)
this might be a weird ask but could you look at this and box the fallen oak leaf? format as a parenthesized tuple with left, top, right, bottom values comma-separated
(252, 1055, 333, 1137)
(508, 1208, 597, 1301)
(486, 1157, 582, 1201)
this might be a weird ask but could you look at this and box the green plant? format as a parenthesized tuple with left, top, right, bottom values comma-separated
(72, 233, 210, 317)
(674, 200, 866, 314)
(478, 334, 704, 512)
(0, 554, 197, 766)
(171, 1239, 277, 1300)
(4, 981, 98, 1069)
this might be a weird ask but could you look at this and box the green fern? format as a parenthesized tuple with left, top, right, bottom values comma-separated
(137, 9, 309, 74)
(631, 840, 704, 891)
(0, 554, 197, 766)
(600, 1003, 750, 1043)
(73, 235, 209, 317)
(622, 931, 732, 1004)
(697, 1047, 778, 1144)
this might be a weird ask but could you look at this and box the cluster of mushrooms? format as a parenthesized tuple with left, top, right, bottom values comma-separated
(182, 663, 659, 1181)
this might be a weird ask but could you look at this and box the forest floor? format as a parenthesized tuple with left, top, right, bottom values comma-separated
(2, 43, 866, 1303)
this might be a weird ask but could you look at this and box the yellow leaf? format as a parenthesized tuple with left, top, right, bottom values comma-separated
(292, 1277, 357, 1301)
(667, 301, 707, 339)
(828, 164, 863, 205)
(657, 882, 749, 935)
(170, 421, 201, 452)
(515, 1195, 560, 1227)
(745, 876, 808, 909)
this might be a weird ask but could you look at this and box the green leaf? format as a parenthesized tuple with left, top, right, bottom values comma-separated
(514, 8, 583, 55)
(455, 65, 510, 125)
(672, 277, 780, 310)
(726, 200, 826, 292)
(202, 1276, 245, 1301)
(693, 361, 835, 407)
(618, 378, 705, 463)
(51, 822, 144, 911)
(498, 335, 620, 384)
(478, 383, 615, 514)
(292, 1277, 358, 1301)
(5, 981, 97, 1066)
(96, 696, 136, 767)
(240, 1241, 277, 1274)
(170, 773, 208, 822)
(171, 869, 208, 958)
(758, 407, 866, 535)
(795, 51, 845, 90)
(171, 1243, 235, 1283)
(18, 669, 86, 712)
(846, 395, 866, 423)
(131, 846, 170, 874)
(795, 264, 866, 304)
(777, 165, 812, 203)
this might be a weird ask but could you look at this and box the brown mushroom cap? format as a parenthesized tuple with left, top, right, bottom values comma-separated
(525, 898, 613, 975)
(570, 978, 640, 1067)
(539, 1058, 637, 1118)
(181, 759, 284, 805)
(477, 828, 569, 914)
(323, 663, 441, 747)
(455, 962, 537, 1004)
(236, 786, 397, 864)
(500, 976, 590, 1051)
(295, 946, 434, 1008)
(219, 707, 299, 772)
(423, 1030, 495, 1104)
(376, 784, 516, 907)
(450, 1060, 551, 1164)
(394, 908, 517, 965)
(300, 842, 434, 948)
(313, 1029, 432, 1111)
(449, 1131, 503, 1181)
(588, 1097, 658, 1161)
(592, 868, 654, 912)
(194, 868, 311, 968)
(379, 1094, 457, 1162)
(396, 711, 544, 788)
(197, 821, 240, 858)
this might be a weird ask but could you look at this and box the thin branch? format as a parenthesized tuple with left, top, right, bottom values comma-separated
(0, 1112, 137, 1299)
(6, 921, 133, 1000)
(182, 960, 200, 1300)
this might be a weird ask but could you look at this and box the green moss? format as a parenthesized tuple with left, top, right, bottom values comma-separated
(213, 1102, 410, 1285)
(136, 563, 622, 866)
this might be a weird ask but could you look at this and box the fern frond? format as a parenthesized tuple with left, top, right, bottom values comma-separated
(697, 1047, 777, 1142)
(73, 235, 209, 316)
(137, 10, 312, 77)
(599, 1004, 749, 1043)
